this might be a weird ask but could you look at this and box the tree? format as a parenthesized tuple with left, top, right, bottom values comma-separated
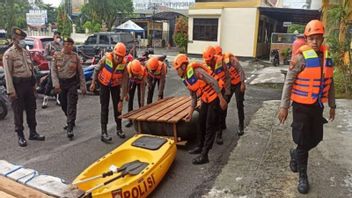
(83, 21, 101, 33)
(287, 24, 305, 34)
(173, 16, 188, 53)
(57, 5, 72, 37)
(0, 0, 31, 36)
(325, 0, 352, 96)
(81, 0, 133, 31)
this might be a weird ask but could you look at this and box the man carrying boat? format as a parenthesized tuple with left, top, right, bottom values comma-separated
(173, 54, 227, 165)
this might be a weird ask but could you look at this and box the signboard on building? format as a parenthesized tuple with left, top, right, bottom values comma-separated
(283, 22, 292, 27)
(26, 10, 47, 26)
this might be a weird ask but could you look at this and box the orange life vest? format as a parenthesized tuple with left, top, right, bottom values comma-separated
(147, 61, 165, 79)
(223, 53, 241, 85)
(182, 62, 224, 103)
(127, 64, 147, 84)
(291, 45, 334, 105)
(207, 55, 226, 83)
(97, 53, 126, 87)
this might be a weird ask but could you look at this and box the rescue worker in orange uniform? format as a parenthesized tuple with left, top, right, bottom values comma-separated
(291, 34, 306, 61)
(203, 46, 231, 145)
(90, 42, 129, 143)
(278, 20, 336, 194)
(222, 51, 246, 136)
(125, 59, 147, 127)
(145, 57, 167, 104)
(174, 54, 228, 165)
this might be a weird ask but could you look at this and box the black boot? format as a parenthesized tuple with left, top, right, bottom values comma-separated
(237, 124, 244, 136)
(66, 124, 74, 140)
(221, 122, 227, 130)
(29, 130, 45, 141)
(101, 125, 112, 143)
(289, 149, 298, 173)
(116, 128, 126, 139)
(298, 168, 309, 194)
(63, 123, 75, 130)
(17, 131, 27, 147)
(192, 154, 209, 165)
(125, 121, 133, 128)
(188, 146, 202, 154)
(216, 130, 223, 145)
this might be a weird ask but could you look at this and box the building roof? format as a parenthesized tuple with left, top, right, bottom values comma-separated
(259, 7, 321, 24)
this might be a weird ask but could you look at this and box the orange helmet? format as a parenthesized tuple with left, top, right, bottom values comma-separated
(173, 54, 189, 70)
(203, 46, 215, 61)
(146, 57, 160, 71)
(304, 20, 324, 37)
(214, 45, 222, 55)
(114, 42, 126, 57)
(129, 59, 144, 76)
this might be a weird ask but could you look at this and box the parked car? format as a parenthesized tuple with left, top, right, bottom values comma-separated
(0, 29, 9, 67)
(76, 32, 137, 61)
(25, 36, 54, 70)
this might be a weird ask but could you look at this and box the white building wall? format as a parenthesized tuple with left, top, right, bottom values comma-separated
(188, 9, 222, 55)
(220, 8, 257, 57)
(188, 8, 257, 57)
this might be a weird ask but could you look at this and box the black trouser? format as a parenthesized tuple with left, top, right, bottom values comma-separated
(59, 77, 78, 126)
(221, 83, 245, 130)
(198, 98, 221, 156)
(12, 78, 37, 137)
(99, 83, 121, 129)
(291, 102, 327, 170)
(128, 81, 142, 112)
(44, 72, 53, 96)
(147, 77, 160, 104)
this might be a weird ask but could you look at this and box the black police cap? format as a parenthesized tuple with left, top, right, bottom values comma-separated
(12, 27, 27, 38)
(54, 31, 61, 36)
(63, 37, 74, 44)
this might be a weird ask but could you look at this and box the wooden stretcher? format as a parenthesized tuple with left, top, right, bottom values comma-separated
(120, 96, 200, 142)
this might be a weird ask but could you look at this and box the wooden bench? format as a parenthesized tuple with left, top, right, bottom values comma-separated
(120, 96, 200, 142)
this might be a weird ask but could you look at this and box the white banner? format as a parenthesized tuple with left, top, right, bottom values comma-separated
(26, 9, 47, 26)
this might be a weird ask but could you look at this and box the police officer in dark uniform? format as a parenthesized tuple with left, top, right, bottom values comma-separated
(3, 27, 45, 147)
(51, 37, 86, 140)
(42, 31, 63, 108)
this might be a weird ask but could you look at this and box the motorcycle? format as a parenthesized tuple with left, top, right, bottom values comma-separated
(270, 49, 280, 66)
(137, 48, 170, 68)
(83, 63, 100, 95)
(0, 67, 9, 120)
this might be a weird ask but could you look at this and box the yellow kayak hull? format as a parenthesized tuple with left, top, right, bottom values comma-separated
(73, 134, 177, 198)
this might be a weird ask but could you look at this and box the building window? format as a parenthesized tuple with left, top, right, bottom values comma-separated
(193, 18, 218, 41)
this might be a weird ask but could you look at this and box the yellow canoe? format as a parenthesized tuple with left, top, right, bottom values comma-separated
(73, 134, 177, 198)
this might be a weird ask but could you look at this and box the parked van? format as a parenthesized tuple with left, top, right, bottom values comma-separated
(77, 32, 136, 60)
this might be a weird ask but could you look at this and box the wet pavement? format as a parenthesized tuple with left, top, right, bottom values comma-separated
(0, 49, 282, 198)
(205, 100, 352, 198)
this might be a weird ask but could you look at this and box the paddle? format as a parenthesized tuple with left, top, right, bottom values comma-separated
(80, 161, 148, 198)
(74, 160, 143, 185)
